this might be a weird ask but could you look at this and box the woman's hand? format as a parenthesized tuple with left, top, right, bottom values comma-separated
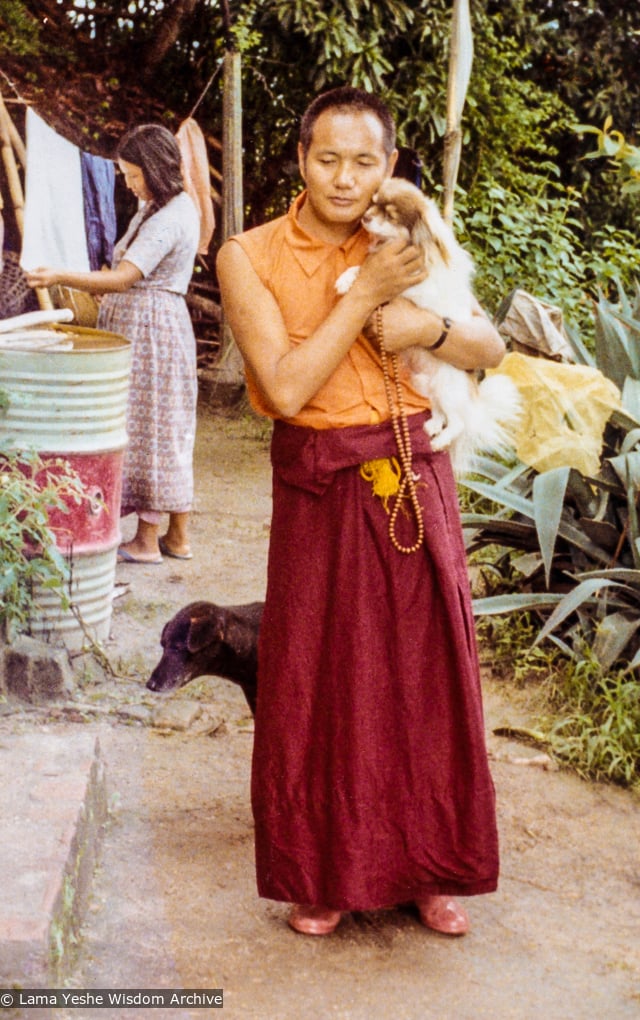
(25, 261, 142, 295)
(26, 267, 59, 289)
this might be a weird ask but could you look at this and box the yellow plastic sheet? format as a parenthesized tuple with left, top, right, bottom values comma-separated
(490, 352, 622, 475)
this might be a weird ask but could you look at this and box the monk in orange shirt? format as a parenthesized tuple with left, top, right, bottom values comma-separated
(217, 87, 504, 938)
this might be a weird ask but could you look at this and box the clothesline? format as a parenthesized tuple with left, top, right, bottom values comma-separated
(188, 56, 224, 120)
(9, 110, 214, 274)
(20, 108, 115, 273)
(1, 78, 217, 323)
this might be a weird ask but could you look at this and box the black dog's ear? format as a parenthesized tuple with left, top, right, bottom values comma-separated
(187, 613, 224, 654)
(222, 614, 256, 658)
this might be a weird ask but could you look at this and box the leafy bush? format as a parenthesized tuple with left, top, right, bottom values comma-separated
(455, 176, 640, 333)
(465, 281, 640, 784)
(577, 118, 640, 196)
(0, 447, 85, 641)
(476, 612, 640, 788)
(547, 657, 640, 787)
(0, 0, 41, 57)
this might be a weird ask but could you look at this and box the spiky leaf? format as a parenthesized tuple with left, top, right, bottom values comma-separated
(533, 467, 569, 587)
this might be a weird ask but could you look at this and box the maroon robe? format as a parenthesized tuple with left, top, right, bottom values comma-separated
(251, 414, 499, 911)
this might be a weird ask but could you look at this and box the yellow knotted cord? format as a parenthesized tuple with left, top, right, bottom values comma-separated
(360, 456, 402, 511)
(375, 304, 425, 554)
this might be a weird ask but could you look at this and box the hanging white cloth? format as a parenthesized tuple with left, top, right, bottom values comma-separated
(20, 108, 90, 272)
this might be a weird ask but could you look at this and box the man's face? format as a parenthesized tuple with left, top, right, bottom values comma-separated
(297, 109, 397, 238)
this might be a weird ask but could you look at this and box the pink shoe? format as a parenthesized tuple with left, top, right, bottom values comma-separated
(417, 895, 469, 936)
(288, 904, 342, 936)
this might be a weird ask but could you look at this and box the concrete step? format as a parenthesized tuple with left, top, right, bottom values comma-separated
(0, 727, 108, 986)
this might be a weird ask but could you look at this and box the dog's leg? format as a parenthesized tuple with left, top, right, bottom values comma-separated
(418, 362, 473, 452)
(428, 410, 466, 450)
(423, 403, 447, 440)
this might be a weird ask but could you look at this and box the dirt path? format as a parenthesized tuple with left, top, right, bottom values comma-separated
(6, 410, 640, 1019)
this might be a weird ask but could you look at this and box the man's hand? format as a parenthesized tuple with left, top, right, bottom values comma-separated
(351, 238, 427, 308)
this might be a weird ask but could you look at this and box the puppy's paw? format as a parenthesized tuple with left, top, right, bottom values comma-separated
(430, 431, 453, 452)
(425, 413, 446, 440)
(335, 266, 360, 295)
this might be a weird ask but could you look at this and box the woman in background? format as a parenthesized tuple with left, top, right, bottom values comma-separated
(27, 123, 200, 563)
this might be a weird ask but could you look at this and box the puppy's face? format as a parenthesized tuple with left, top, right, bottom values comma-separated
(361, 178, 452, 268)
(361, 187, 413, 245)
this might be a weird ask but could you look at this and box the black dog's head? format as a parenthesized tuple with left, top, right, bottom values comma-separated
(147, 601, 262, 716)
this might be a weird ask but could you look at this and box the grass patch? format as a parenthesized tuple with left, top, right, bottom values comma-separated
(477, 613, 640, 789)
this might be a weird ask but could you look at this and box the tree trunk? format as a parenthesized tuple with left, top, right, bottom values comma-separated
(141, 0, 199, 78)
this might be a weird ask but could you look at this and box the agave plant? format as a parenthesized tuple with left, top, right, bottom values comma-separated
(466, 280, 640, 672)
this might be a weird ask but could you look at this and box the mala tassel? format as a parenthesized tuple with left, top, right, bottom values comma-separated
(360, 457, 402, 511)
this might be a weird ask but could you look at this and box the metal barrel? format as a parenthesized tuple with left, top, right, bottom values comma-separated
(0, 327, 131, 648)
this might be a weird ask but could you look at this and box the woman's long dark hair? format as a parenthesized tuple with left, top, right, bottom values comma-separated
(116, 124, 185, 243)
(117, 124, 184, 209)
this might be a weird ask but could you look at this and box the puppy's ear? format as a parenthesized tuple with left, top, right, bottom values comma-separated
(187, 613, 224, 653)
(419, 198, 454, 266)
(410, 214, 434, 253)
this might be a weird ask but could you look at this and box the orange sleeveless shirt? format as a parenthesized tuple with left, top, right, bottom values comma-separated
(230, 192, 430, 429)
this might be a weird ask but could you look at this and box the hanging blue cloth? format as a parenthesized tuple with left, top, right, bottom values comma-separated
(80, 151, 116, 270)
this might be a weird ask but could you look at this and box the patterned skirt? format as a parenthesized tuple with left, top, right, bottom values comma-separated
(98, 287, 197, 513)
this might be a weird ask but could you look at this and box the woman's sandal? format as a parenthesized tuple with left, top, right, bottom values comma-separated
(288, 904, 342, 936)
(416, 895, 469, 936)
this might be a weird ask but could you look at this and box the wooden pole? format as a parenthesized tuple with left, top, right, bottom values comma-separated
(0, 91, 53, 311)
(221, 49, 243, 241)
(216, 45, 245, 382)
(0, 91, 25, 234)
(442, 0, 473, 226)
(4, 101, 26, 167)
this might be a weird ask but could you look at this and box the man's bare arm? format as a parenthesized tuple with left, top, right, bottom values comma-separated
(366, 296, 506, 370)
(216, 237, 427, 418)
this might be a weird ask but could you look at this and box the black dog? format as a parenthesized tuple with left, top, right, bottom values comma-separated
(147, 600, 263, 716)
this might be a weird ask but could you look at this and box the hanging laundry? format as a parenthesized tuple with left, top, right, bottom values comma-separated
(80, 150, 116, 270)
(176, 117, 215, 255)
(20, 108, 90, 272)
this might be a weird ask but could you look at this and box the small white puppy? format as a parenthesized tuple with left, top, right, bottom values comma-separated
(336, 178, 520, 476)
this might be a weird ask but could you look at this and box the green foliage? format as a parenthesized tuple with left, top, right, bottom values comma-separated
(458, 180, 587, 321)
(455, 14, 575, 195)
(477, 612, 640, 788)
(0, 446, 85, 640)
(546, 657, 640, 787)
(467, 281, 640, 679)
(477, 610, 565, 686)
(260, 0, 415, 93)
(0, 0, 40, 56)
(576, 118, 640, 197)
(451, 172, 640, 333)
(521, 2, 640, 143)
(6, 1, 639, 268)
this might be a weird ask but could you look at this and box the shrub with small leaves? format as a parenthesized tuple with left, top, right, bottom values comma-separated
(0, 446, 86, 641)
